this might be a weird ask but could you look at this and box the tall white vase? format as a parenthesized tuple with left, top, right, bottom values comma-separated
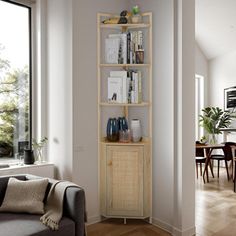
(131, 119, 141, 142)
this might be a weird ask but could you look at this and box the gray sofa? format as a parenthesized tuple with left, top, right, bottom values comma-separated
(0, 175, 86, 236)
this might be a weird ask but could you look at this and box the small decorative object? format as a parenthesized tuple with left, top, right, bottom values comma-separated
(130, 119, 142, 142)
(131, 5, 142, 23)
(119, 129, 131, 143)
(106, 118, 119, 142)
(136, 49, 144, 64)
(118, 10, 130, 24)
(24, 148, 34, 165)
(200, 136, 207, 144)
(102, 17, 119, 24)
(32, 137, 48, 163)
(199, 107, 233, 144)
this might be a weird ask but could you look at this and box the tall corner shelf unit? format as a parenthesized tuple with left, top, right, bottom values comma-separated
(97, 12, 152, 222)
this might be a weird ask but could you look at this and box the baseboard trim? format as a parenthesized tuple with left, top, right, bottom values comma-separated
(152, 217, 195, 236)
(87, 215, 102, 225)
(172, 226, 196, 236)
(152, 217, 173, 234)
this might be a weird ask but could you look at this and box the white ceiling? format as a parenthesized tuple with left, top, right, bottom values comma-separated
(195, 0, 236, 60)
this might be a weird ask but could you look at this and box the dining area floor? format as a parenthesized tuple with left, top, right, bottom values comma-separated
(196, 167, 236, 236)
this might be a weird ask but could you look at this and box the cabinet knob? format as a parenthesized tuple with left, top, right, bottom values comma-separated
(108, 161, 112, 166)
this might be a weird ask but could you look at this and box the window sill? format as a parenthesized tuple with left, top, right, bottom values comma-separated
(0, 158, 20, 165)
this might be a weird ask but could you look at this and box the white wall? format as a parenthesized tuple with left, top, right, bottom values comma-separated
(209, 49, 236, 132)
(173, 0, 195, 235)
(46, 0, 73, 180)
(72, 0, 127, 223)
(129, 0, 175, 231)
(195, 43, 208, 105)
(209, 50, 236, 107)
(195, 43, 208, 78)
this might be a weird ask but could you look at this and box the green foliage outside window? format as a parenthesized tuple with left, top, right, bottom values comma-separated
(0, 45, 29, 157)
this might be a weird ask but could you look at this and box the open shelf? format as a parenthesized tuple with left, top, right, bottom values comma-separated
(100, 23, 150, 29)
(100, 138, 150, 146)
(100, 63, 150, 68)
(99, 102, 150, 107)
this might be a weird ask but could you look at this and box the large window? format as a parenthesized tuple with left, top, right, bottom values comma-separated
(0, 0, 31, 158)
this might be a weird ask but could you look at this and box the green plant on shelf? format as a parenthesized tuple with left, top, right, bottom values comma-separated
(131, 5, 142, 23)
(32, 137, 48, 162)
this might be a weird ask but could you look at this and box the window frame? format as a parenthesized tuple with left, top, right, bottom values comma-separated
(0, 0, 33, 159)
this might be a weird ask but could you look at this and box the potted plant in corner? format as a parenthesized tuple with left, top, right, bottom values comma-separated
(32, 137, 48, 163)
(199, 107, 233, 144)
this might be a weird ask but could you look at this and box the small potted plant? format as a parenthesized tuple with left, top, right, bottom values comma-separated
(32, 137, 48, 163)
(131, 5, 142, 23)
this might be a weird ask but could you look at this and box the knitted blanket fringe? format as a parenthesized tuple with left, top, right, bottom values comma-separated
(40, 215, 59, 230)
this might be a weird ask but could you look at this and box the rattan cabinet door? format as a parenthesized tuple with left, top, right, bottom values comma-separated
(106, 145, 144, 217)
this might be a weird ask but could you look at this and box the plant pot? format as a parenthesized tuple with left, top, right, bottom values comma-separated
(131, 14, 142, 24)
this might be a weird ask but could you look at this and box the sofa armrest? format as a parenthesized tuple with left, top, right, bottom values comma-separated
(63, 186, 86, 236)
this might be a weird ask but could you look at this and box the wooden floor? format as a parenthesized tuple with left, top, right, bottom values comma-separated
(196, 167, 236, 236)
(87, 167, 236, 236)
(87, 218, 170, 236)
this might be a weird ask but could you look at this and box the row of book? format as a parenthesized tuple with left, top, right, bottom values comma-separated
(105, 31, 144, 64)
(108, 70, 142, 104)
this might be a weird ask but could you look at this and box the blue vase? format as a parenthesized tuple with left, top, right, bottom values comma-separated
(118, 117, 128, 131)
(106, 118, 119, 142)
(122, 117, 128, 130)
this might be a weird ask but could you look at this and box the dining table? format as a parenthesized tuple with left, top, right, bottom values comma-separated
(196, 143, 225, 183)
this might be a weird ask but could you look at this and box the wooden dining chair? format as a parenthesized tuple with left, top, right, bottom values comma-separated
(195, 141, 214, 179)
(210, 142, 235, 181)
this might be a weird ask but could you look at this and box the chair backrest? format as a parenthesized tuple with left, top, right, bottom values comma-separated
(196, 141, 205, 157)
(223, 142, 236, 161)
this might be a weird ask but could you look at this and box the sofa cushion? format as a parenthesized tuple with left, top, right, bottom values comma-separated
(0, 213, 75, 236)
(0, 177, 48, 214)
(0, 175, 26, 205)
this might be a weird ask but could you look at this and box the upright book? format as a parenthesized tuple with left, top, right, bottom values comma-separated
(107, 77, 123, 103)
(110, 71, 128, 103)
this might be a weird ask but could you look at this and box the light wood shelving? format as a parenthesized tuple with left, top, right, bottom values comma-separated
(100, 63, 150, 67)
(99, 102, 150, 107)
(97, 12, 152, 222)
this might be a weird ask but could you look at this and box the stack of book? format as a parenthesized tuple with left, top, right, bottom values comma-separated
(107, 70, 142, 104)
(105, 31, 144, 64)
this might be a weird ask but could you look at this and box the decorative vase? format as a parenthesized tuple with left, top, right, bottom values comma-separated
(34, 149, 43, 163)
(24, 149, 35, 164)
(106, 118, 119, 142)
(130, 119, 142, 142)
(209, 133, 217, 144)
(131, 14, 142, 23)
(118, 117, 128, 131)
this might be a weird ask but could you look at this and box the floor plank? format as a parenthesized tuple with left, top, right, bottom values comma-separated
(87, 219, 171, 236)
(196, 166, 236, 236)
